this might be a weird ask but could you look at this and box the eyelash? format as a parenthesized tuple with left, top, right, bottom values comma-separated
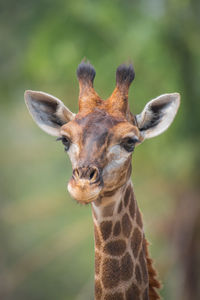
(121, 137, 139, 152)
(57, 136, 71, 151)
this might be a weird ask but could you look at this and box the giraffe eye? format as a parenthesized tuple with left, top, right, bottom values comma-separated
(57, 136, 71, 151)
(122, 137, 139, 152)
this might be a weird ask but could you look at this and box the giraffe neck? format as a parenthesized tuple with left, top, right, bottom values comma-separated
(92, 180, 149, 300)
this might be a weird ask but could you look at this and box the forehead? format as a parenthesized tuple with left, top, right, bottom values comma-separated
(61, 109, 139, 142)
(76, 109, 123, 132)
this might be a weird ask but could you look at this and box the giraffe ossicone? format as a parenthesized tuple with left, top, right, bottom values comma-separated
(25, 61, 180, 300)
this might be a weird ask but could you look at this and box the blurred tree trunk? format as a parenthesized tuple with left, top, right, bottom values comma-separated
(172, 189, 200, 300)
(164, 1, 200, 299)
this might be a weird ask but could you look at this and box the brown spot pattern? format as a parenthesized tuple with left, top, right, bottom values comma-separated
(139, 251, 148, 284)
(136, 208, 143, 228)
(113, 221, 121, 236)
(100, 221, 112, 240)
(122, 213, 132, 238)
(103, 202, 114, 217)
(125, 283, 140, 300)
(94, 225, 101, 249)
(95, 251, 101, 275)
(131, 227, 142, 258)
(105, 292, 124, 300)
(118, 201, 123, 213)
(124, 185, 131, 207)
(102, 258, 120, 289)
(104, 240, 126, 256)
(135, 264, 142, 285)
(129, 195, 135, 220)
(121, 252, 133, 281)
(95, 280, 102, 300)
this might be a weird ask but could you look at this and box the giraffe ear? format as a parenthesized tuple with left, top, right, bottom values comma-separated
(24, 90, 75, 137)
(136, 93, 180, 139)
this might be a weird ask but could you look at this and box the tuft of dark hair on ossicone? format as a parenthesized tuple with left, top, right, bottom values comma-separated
(116, 64, 135, 86)
(77, 61, 96, 83)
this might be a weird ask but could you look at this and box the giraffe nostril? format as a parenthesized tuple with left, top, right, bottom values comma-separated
(73, 168, 79, 179)
(89, 169, 96, 180)
(88, 167, 99, 183)
(73, 166, 100, 183)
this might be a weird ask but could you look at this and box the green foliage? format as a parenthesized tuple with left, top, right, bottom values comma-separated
(0, 0, 199, 299)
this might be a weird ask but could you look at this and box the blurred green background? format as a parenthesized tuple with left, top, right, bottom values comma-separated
(0, 0, 200, 299)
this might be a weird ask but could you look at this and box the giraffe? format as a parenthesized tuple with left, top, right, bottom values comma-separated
(24, 61, 180, 300)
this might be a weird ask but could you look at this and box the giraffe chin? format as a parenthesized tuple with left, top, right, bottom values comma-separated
(67, 178, 102, 204)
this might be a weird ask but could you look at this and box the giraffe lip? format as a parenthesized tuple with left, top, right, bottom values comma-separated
(67, 177, 102, 203)
(76, 195, 99, 204)
(69, 191, 100, 204)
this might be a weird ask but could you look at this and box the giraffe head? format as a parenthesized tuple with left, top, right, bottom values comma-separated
(25, 62, 180, 203)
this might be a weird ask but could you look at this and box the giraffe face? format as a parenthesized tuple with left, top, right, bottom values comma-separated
(60, 109, 141, 203)
(25, 62, 180, 204)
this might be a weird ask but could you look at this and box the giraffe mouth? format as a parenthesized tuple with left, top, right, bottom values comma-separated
(67, 177, 102, 203)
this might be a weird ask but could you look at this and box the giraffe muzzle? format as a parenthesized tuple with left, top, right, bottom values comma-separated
(68, 165, 102, 203)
